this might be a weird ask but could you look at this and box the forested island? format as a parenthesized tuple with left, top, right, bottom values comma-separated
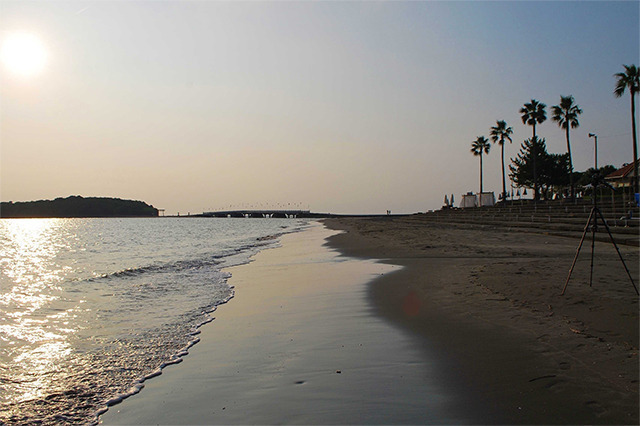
(0, 196, 159, 218)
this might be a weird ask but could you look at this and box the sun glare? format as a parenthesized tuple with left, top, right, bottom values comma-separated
(1, 32, 48, 77)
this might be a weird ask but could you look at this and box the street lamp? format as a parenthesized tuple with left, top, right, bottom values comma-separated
(588, 133, 598, 170)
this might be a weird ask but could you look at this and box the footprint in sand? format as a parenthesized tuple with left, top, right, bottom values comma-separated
(528, 374, 567, 390)
(529, 374, 556, 382)
(585, 400, 607, 416)
(536, 333, 550, 342)
(544, 378, 565, 389)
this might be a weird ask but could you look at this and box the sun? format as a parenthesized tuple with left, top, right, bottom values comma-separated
(1, 32, 48, 77)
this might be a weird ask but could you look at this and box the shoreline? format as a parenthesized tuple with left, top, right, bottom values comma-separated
(99, 217, 638, 424)
(324, 216, 639, 424)
(101, 222, 471, 424)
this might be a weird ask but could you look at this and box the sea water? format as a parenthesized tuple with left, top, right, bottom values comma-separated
(0, 217, 307, 425)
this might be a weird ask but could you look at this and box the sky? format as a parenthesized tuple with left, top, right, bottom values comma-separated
(1, 0, 638, 215)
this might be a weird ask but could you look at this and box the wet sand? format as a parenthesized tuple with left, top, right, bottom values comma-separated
(325, 216, 639, 424)
(100, 223, 473, 424)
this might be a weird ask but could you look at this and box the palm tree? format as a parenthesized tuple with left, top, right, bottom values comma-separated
(490, 120, 513, 201)
(520, 99, 547, 138)
(614, 64, 639, 196)
(471, 136, 491, 195)
(551, 95, 582, 199)
(520, 99, 547, 200)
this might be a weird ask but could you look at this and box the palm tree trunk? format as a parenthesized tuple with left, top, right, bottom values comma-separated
(631, 92, 638, 196)
(501, 141, 506, 201)
(566, 126, 574, 199)
(480, 153, 483, 195)
(532, 129, 538, 202)
(533, 148, 538, 201)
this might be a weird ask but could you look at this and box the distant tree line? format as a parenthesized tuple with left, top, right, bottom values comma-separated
(0, 196, 159, 218)
(469, 64, 638, 202)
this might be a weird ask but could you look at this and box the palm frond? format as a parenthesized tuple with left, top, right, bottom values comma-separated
(490, 120, 513, 145)
(521, 99, 547, 127)
(551, 95, 581, 130)
(471, 136, 490, 155)
(614, 77, 627, 98)
(614, 64, 639, 97)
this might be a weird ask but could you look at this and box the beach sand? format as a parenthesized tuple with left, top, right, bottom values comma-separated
(325, 216, 638, 424)
(100, 218, 638, 425)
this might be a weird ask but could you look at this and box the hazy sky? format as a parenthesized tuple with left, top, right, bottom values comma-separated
(1, 1, 638, 215)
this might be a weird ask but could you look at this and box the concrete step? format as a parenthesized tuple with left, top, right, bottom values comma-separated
(431, 214, 640, 228)
(419, 215, 640, 246)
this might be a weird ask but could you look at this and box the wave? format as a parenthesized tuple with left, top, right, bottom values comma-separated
(90, 291, 236, 425)
(91, 258, 220, 281)
(89, 240, 276, 283)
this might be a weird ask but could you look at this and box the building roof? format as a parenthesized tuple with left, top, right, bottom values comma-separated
(606, 159, 639, 180)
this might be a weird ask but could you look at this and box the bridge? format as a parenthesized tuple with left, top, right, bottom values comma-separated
(202, 209, 312, 218)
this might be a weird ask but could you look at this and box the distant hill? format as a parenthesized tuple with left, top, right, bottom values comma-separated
(0, 196, 159, 218)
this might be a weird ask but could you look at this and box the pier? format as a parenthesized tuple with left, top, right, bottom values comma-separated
(202, 209, 312, 218)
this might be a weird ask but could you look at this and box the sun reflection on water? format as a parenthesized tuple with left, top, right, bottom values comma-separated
(0, 219, 78, 402)
(0, 217, 286, 423)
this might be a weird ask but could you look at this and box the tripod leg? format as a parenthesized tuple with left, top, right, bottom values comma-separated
(562, 208, 595, 295)
(595, 209, 639, 295)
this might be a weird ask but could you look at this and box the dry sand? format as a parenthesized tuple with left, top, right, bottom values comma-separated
(325, 216, 638, 424)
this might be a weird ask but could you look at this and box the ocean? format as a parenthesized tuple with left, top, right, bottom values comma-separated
(0, 217, 308, 425)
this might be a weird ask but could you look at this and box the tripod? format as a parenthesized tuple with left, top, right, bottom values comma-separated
(562, 174, 639, 296)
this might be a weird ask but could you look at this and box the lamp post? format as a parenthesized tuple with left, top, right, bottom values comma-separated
(589, 132, 604, 206)
(589, 133, 598, 170)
